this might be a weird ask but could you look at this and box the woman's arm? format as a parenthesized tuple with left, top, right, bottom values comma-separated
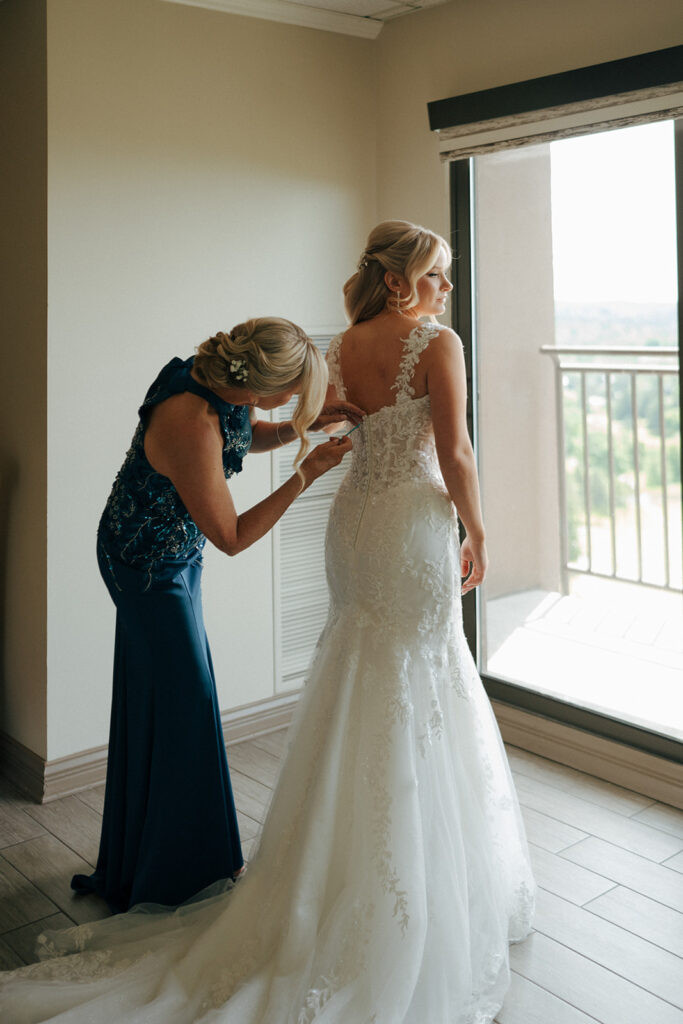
(248, 419, 294, 452)
(425, 329, 488, 593)
(144, 394, 352, 556)
(249, 397, 364, 451)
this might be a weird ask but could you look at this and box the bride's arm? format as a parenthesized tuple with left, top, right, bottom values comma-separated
(425, 329, 488, 592)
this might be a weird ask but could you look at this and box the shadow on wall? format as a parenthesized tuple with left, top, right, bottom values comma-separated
(0, 453, 19, 709)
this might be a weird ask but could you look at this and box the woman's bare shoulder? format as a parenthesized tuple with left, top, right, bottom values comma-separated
(146, 390, 220, 440)
(144, 392, 222, 477)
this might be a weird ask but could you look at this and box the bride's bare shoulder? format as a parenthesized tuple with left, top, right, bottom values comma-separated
(426, 324, 460, 344)
(423, 326, 463, 358)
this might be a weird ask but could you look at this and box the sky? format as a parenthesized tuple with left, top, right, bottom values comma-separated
(550, 120, 678, 304)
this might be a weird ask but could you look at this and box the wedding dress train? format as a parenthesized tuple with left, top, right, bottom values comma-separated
(0, 322, 534, 1023)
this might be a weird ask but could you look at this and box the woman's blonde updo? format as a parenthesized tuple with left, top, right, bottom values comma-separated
(344, 220, 451, 325)
(194, 317, 327, 473)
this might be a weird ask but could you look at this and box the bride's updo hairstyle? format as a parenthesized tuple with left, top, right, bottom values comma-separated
(344, 220, 451, 325)
(194, 317, 327, 471)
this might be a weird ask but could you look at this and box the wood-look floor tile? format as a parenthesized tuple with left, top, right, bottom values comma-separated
(496, 971, 598, 1024)
(0, 800, 47, 849)
(2, 912, 74, 966)
(252, 729, 288, 759)
(2, 729, 681, 1022)
(2, 834, 111, 926)
(236, 809, 262, 841)
(241, 837, 258, 863)
(23, 796, 103, 866)
(75, 785, 105, 816)
(227, 742, 280, 790)
(664, 850, 683, 875)
(560, 836, 683, 912)
(230, 770, 273, 824)
(514, 774, 683, 862)
(528, 843, 614, 906)
(0, 856, 58, 932)
(510, 929, 683, 1024)
(533, 887, 683, 1007)
(520, 806, 588, 854)
(584, 885, 683, 958)
(631, 802, 683, 840)
(507, 745, 652, 816)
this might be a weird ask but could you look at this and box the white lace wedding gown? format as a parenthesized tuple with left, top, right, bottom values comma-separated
(0, 323, 534, 1024)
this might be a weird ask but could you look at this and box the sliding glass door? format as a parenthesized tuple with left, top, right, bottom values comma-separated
(457, 119, 682, 754)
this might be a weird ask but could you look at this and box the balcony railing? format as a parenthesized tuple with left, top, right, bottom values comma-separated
(541, 345, 681, 594)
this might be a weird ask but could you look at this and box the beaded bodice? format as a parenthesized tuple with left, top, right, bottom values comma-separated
(98, 356, 251, 570)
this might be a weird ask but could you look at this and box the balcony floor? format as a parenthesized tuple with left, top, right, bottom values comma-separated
(485, 575, 683, 743)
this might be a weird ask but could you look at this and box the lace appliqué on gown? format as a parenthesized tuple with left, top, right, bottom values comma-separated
(391, 322, 440, 401)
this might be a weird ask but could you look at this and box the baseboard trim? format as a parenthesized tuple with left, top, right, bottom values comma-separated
(0, 731, 46, 803)
(0, 693, 301, 804)
(220, 691, 299, 747)
(3, 695, 680, 809)
(492, 700, 683, 810)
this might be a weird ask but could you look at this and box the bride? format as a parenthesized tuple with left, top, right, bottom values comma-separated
(0, 220, 535, 1023)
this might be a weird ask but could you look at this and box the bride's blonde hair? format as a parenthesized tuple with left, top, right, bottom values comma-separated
(344, 220, 451, 325)
(194, 317, 327, 472)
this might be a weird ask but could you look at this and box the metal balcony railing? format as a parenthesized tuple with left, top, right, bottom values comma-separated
(541, 345, 681, 594)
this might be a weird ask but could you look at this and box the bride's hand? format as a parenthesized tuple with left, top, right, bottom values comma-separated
(309, 402, 365, 434)
(460, 535, 488, 595)
(300, 436, 353, 487)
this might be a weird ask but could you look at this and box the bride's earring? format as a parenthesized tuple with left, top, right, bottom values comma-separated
(388, 289, 403, 313)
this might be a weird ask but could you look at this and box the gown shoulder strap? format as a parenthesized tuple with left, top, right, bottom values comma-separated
(325, 333, 346, 399)
(391, 322, 441, 402)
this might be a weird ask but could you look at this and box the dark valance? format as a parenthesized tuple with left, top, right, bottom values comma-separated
(428, 45, 683, 160)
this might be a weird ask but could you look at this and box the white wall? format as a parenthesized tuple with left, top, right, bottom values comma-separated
(45, 0, 376, 760)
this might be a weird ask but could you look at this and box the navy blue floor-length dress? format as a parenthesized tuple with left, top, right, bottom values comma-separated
(72, 357, 250, 912)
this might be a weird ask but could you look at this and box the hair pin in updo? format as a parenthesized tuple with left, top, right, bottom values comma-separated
(358, 254, 370, 270)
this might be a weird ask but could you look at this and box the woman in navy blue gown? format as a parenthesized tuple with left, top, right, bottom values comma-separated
(73, 317, 359, 913)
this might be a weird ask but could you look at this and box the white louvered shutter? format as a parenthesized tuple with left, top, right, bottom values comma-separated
(273, 334, 347, 693)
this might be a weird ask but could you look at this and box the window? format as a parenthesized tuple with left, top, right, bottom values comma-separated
(431, 47, 683, 759)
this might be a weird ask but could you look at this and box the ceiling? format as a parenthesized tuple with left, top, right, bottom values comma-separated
(277, 0, 448, 19)
(162, 0, 451, 38)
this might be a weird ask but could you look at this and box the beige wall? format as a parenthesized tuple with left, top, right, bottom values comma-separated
(2, 0, 681, 766)
(44, 0, 376, 760)
(0, 0, 48, 758)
